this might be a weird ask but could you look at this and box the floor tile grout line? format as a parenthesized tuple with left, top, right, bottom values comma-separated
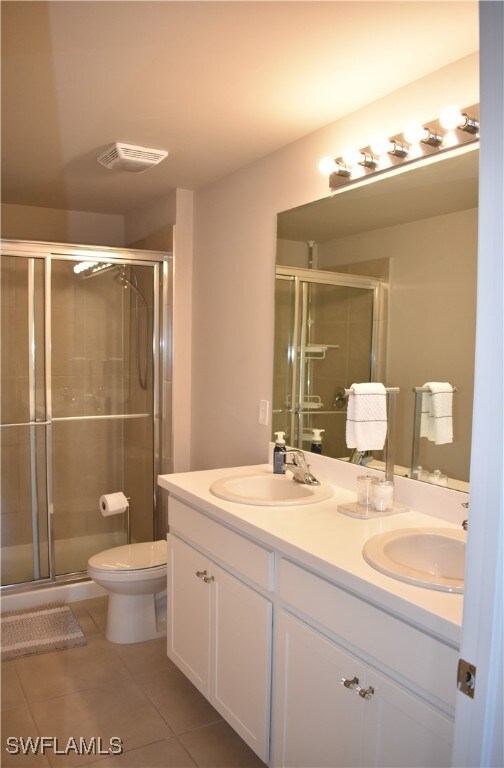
(2, 597, 264, 768)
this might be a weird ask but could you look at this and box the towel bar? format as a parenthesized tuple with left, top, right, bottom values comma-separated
(345, 386, 399, 482)
(411, 386, 457, 478)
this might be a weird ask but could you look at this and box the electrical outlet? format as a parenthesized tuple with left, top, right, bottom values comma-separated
(258, 399, 270, 426)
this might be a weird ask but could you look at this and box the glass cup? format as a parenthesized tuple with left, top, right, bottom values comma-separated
(371, 479, 395, 512)
(356, 474, 378, 508)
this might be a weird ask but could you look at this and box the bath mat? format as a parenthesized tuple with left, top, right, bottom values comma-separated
(0, 602, 86, 662)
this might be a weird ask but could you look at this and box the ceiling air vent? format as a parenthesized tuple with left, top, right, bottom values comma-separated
(97, 143, 168, 173)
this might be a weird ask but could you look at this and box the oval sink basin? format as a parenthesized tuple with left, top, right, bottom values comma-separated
(363, 527, 466, 592)
(209, 473, 333, 506)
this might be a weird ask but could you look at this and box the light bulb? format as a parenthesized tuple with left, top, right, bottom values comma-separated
(403, 123, 428, 145)
(73, 261, 98, 274)
(341, 147, 363, 167)
(318, 156, 337, 176)
(440, 105, 463, 131)
(370, 135, 394, 157)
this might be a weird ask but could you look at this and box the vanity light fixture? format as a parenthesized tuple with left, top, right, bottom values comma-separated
(334, 161, 352, 177)
(370, 136, 408, 159)
(341, 147, 377, 169)
(320, 103, 479, 188)
(318, 157, 351, 177)
(440, 106, 479, 134)
(402, 123, 443, 147)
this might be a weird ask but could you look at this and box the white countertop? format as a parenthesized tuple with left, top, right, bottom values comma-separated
(158, 463, 465, 648)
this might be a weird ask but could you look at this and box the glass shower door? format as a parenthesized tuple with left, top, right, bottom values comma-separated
(1, 255, 49, 586)
(272, 275, 297, 445)
(50, 258, 156, 575)
(1, 249, 161, 588)
(273, 268, 378, 460)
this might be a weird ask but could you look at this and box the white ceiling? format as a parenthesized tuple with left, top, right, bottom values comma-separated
(1, 1, 479, 216)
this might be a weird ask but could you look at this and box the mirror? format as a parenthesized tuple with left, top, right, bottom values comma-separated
(273, 144, 478, 492)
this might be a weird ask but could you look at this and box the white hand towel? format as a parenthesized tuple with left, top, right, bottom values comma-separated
(420, 382, 453, 445)
(346, 382, 387, 451)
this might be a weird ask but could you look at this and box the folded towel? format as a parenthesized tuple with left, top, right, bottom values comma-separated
(346, 383, 387, 451)
(420, 382, 453, 445)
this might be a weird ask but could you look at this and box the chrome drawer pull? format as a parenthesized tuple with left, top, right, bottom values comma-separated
(341, 676, 359, 690)
(356, 685, 375, 700)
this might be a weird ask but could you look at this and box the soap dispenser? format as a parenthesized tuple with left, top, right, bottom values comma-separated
(311, 428, 325, 454)
(273, 431, 287, 474)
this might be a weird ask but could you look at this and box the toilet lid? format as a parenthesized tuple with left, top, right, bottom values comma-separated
(88, 540, 167, 571)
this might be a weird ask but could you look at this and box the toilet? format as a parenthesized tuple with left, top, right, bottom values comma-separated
(87, 540, 167, 644)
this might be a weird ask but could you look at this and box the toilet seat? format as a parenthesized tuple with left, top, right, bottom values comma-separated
(88, 540, 166, 572)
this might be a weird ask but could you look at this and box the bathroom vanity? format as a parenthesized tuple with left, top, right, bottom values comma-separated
(158, 460, 465, 767)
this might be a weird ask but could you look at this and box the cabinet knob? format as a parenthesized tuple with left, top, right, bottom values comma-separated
(203, 575, 215, 583)
(195, 570, 208, 579)
(356, 685, 375, 700)
(341, 676, 359, 690)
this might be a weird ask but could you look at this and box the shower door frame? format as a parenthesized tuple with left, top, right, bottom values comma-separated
(275, 265, 384, 451)
(1, 239, 171, 594)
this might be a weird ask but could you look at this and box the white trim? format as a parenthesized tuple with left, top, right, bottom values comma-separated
(0, 581, 106, 613)
(452, 3, 504, 766)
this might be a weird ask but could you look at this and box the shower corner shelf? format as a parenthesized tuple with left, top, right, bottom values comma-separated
(285, 394, 324, 410)
(298, 344, 340, 360)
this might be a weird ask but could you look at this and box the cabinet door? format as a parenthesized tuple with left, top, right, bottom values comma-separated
(272, 610, 365, 768)
(362, 668, 454, 768)
(211, 562, 272, 763)
(167, 534, 211, 695)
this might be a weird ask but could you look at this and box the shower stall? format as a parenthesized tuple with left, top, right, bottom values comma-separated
(273, 266, 384, 460)
(0, 240, 172, 594)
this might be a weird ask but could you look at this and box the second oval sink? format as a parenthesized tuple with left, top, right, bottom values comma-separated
(363, 527, 466, 592)
(209, 473, 333, 506)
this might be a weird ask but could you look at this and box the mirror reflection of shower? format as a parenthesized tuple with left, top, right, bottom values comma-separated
(75, 261, 148, 390)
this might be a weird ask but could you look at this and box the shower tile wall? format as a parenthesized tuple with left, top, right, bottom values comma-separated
(122, 264, 155, 544)
(127, 231, 173, 539)
(303, 283, 375, 460)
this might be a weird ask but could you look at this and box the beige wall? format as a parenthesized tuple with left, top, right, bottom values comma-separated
(317, 208, 477, 480)
(1, 203, 125, 247)
(124, 191, 176, 249)
(191, 53, 479, 470)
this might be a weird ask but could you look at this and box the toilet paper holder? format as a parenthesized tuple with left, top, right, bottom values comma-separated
(99, 493, 131, 544)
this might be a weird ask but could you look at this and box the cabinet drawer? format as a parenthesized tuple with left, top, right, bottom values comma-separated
(169, 496, 274, 591)
(278, 558, 458, 711)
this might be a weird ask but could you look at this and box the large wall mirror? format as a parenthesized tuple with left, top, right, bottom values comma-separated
(273, 143, 478, 492)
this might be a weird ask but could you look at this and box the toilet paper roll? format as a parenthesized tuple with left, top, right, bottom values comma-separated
(99, 492, 128, 517)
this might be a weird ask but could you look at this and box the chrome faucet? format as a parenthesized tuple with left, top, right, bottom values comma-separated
(348, 449, 373, 466)
(283, 449, 320, 486)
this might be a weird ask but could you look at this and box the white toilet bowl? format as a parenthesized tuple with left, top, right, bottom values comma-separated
(87, 540, 167, 644)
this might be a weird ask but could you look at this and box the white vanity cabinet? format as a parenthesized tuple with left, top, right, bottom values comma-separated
(272, 559, 455, 768)
(166, 497, 273, 763)
(160, 471, 462, 768)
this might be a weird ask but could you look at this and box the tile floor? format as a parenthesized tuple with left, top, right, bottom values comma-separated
(1, 597, 267, 768)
